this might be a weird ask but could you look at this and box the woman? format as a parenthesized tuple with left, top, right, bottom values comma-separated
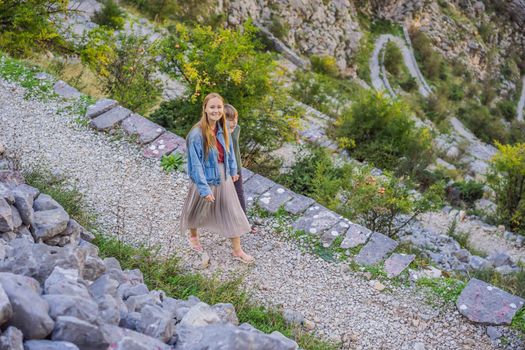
(180, 92, 254, 264)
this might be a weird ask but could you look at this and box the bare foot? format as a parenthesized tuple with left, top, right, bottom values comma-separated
(188, 235, 203, 253)
(232, 249, 255, 264)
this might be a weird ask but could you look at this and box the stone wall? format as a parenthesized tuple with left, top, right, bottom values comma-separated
(0, 150, 299, 349)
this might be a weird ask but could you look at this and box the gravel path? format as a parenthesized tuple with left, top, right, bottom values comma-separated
(0, 79, 512, 349)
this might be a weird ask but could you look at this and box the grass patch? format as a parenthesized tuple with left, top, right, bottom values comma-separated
(512, 308, 525, 335)
(416, 277, 466, 304)
(0, 52, 55, 100)
(25, 168, 338, 350)
(467, 266, 525, 299)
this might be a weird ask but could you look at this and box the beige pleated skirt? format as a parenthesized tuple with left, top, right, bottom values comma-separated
(180, 164, 251, 238)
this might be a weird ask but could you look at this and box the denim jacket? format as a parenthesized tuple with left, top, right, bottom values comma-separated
(186, 125, 238, 197)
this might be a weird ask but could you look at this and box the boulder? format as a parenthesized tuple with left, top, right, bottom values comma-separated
(33, 208, 70, 240)
(456, 278, 525, 325)
(33, 194, 61, 212)
(137, 304, 174, 342)
(44, 267, 90, 298)
(85, 99, 118, 119)
(89, 106, 131, 131)
(23, 340, 79, 350)
(487, 252, 512, 267)
(384, 253, 415, 278)
(13, 184, 38, 226)
(340, 224, 371, 249)
(0, 273, 54, 339)
(51, 316, 109, 350)
(0, 284, 13, 326)
(125, 293, 162, 313)
(95, 294, 121, 325)
(0, 326, 23, 350)
(121, 114, 165, 144)
(0, 199, 13, 233)
(43, 294, 99, 323)
(0, 183, 14, 204)
(354, 232, 398, 266)
(212, 303, 239, 325)
(118, 283, 149, 300)
(10, 205, 22, 229)
(178, 302, 221, 328)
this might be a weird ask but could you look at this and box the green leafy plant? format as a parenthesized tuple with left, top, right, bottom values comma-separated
(487, 142, 525, 235)
(92, 0, 126, 30)
(416, 277, 466, 304)
(0, 0, 68, 56)
(160, 153, 184, 173)
(156, 21, 299, 167)
(310, 55, 339, 78)
(453, 180, 485, 207)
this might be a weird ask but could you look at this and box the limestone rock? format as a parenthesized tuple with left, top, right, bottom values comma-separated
(33, 208, 70, 240)
(89, 106, 132, 131)
(23, 340, 80, 350)
(384, 253, 415, 278)
(257, 185, 293, 214)
(121, 114, 165, 144)
(284, 193, 315, 215)
(53, 81, 81, 99)
(85, 99, 118, 119)
(142, 132, 185, 159)
(33, 194, 61, 212)
(340, 224, 372, 249)
(0, 284, 13, 327)
(0, 199, 13, 233)
(292, 205, 340, 236)
(0, 326, 23, 350)
(355, 232, 398, 266)
(43, 294, 99, 323)
(13, 184, 38, 226)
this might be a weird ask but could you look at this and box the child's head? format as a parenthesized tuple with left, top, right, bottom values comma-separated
(224, 104, 238, 134)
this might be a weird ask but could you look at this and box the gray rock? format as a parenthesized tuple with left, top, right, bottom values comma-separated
(33, 208, 70, 240)
(355, 232, 398, 266)
(98, 324, 173, 350)
(486, 326, 503, 341)
(95, 294, 121, 325)
(244, 175, 276, 207)
(44, 267, 90, 298)
(89, 106, 132, 131)
(51, 316, 109, 350)
(384, 253, 415, 278)
(142, 132, 185, 159)
(10, 205, 22, 229)
(0, 272, 54, 339)
(257, 185, 293, 214)
(43, 294, 99, 323)
(118, 283, 149, 300)
(240, 168, 255, 182)
(121, 114, 165, 144)
(212, 303, 239, 325)
(178, 302, 221, 328)
(495, 265, 515, 275)
(33, 194, 61, 211)
(0, 183, 14, 204)
(176, 323, 298, 350)
(469, 255, 491, 270)
(292, 205, 340, 236)
(58, 220, 82, 247)
(125, 293, 162, 313)
(137, 305, 174, 342)
(85, 99, 118, 119)
(320, 219, 351, 248)
(103, 257, 122, 271)
(83, 255, 106, 281)
(340, 224, 372, 249)
(452, 249, 470, 263)
(89, 274, 119, 299)
(13, 184, 38, 226)
(53, 81, 81, 99)
(0, 326, 23, 350)
(119, 311, 141, 331)
(0, 284, 13, 327)
(456, 278, 525, 325)
(487, 252, 512, 267)
(15, 225, 34, 243)
(0, 199, 13, 233)
(23, 340, 80, 350)
(284, 193, 315, 215)
(122, 269, 144, 285)
(0, 239, 85, 284)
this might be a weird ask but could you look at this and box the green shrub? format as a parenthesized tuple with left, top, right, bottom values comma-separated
(92, 0, 126, 30)
(410, 29, 445, 81)
(487, 142, 525, 235)
(508, 121, 525, 144)
(161, 153, 184, 173)
(448, 84, 464, 101)
(122, 0, 219, 25)
(149, 98, 200, 138)
(383, 41, 403, 76)
(399, 76, 417, 92)
(0, 0, 68, 56)
(453, 180, 484, 207)
(495, 100, 517, 122)
(80, 28, 162, 114)
(334, 91, 434, 176)
(158, 21, 299, 166)
(269, 16, 289, 41)
(457, 102, 508, 144)
(310, 55, 339, 78)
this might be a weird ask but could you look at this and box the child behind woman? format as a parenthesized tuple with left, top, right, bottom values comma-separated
(224, 104, 257, 233)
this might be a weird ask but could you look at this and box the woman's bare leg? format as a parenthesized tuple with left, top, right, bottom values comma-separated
(230, 237, 254, 263)
(189, 228, 202, 251)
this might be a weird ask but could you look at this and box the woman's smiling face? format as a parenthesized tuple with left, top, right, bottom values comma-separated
(205, 97, 224, 122)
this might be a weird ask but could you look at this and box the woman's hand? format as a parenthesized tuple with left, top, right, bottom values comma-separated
(204, 194, 215, 202)
(232, 175, 240, 182)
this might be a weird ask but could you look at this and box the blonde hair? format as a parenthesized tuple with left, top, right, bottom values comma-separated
(224, 104, 238, 121)
(191, 92, 230, 159)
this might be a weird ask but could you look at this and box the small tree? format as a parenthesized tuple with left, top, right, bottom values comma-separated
(334, 91, 433, 177)
(80, 28, 162, 114)
(487, 142, 525, 235)
(156, 20, 299, 166)
(92, 0, 125, 30)
(0, 0, 69, 56)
